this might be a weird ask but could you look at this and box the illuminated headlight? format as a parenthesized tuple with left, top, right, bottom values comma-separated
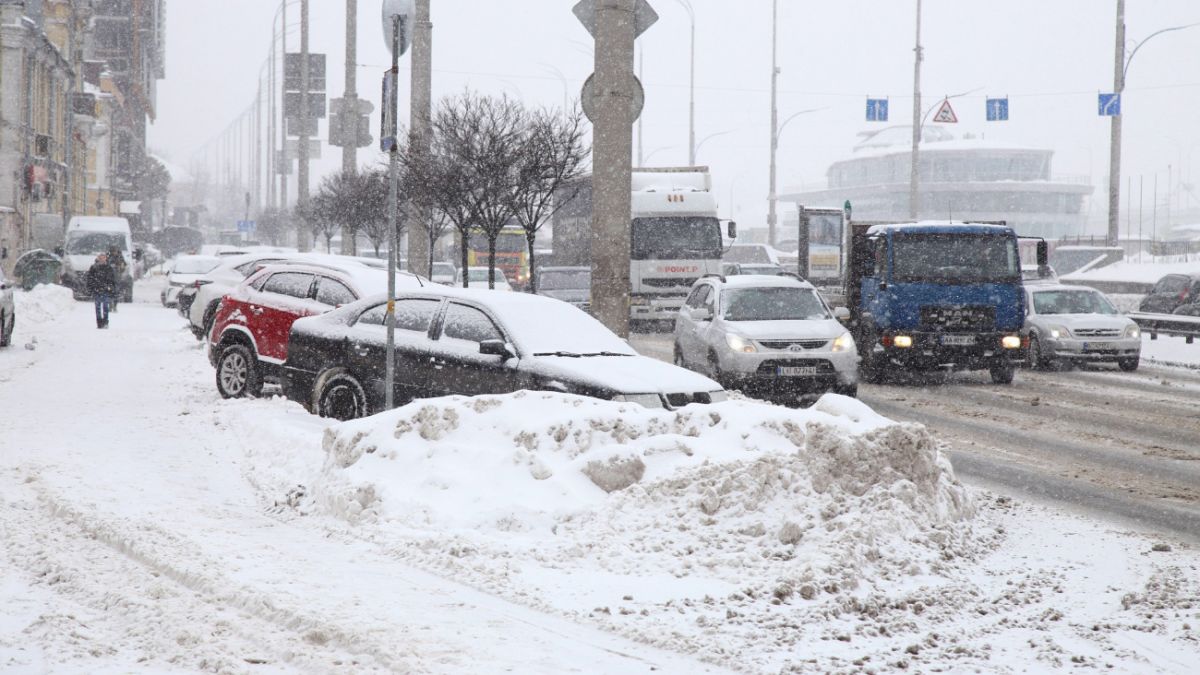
(1124, 325, 1140, 339)
(1047, 325, 1069, 339)
(831, 332, 855, 353)
(1001, 335, 1022, 349)
(725, 333, 757, 353)
(893, 335, 914, 349)
(612, 393, 664, 408)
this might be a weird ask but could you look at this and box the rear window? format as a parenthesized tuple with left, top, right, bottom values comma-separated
(356, 298, 441, 333)
(262, 272, 314, 299)
(315, 278, 356, 306)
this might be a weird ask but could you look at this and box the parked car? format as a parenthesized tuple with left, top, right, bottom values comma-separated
(1022, 284, 1141, 371)
(1021, 264, 1058, 284)
(673, 274, 858, 403)
(208, 263, 426, 398)
(535, 266, 590, 311)
(431, 262, 457, 285)
(283, 288, 726, 420)
(457, 266, 512, 291)
(60, 216, 135, 302)
(1138, 272, 1200, 315)
(0, 266, 14, 348)
(181, 253, 296, 338)
(160, 255, 221, 307)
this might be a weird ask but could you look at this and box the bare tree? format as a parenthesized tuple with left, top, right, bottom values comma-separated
(355, 168, 391, 257)
(509, 105, 589, 293)
(299, 187, 338, 253)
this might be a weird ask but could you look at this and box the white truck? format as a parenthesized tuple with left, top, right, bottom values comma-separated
(553, 166, 733, 323)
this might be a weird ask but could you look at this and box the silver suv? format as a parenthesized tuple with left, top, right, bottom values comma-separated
(673, 274, 859, 403)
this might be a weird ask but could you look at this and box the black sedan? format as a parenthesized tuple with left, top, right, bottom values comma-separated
(282, 288, 726, 420)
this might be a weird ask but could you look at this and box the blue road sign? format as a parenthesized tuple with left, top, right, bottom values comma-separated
(236, 220, 256, 233)
(866, 98, 888, 122)
(1098, 93, 1121, 117)
(986, 97, 1009, 121)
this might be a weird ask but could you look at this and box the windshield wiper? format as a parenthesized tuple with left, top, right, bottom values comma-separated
(533, 351, 583, 358)
(581, 351, 634, 357)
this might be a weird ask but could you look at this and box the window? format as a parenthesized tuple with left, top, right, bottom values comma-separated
(891, 234, 1019, 283)
(261, 272, 314, 299)
(631, 217, 723, 261)
(685, 285, 711, 309)
(236, 259, 285, 277)
(315, 278, 356, 306)
(721, 287, 830, 322)
(1032, 290, 1116, 316)
(872, 238, 886, 277)
(355, 299, 441, 333)
(1159, 276, 1188, 294)
(441, 303, 502, 344)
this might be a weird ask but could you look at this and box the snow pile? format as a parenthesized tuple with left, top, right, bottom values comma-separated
(14, 284, 75, 324)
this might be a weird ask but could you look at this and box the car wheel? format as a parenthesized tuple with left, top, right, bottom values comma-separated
(314, 369, 370, 421)
(989, 362, 1015, 385)
(1028, 334, 1052, 371)
(0, 311, 9, 347)
(1118, 357, 1139, 372)
(216, 344, 263, 399)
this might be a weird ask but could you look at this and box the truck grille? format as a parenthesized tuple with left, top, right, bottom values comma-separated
(642, 277, 699, 288)
(1072, 328, 1121, 338)
(920, 305, 995, 331)
(758, 339, 829, 350)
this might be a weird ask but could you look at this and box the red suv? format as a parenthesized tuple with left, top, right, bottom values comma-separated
(209, 263, 422, 398)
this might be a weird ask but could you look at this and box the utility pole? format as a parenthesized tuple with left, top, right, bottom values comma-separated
(297, 0, 312, 252)
(591, 0, 638, 338)
(280, 0, 289, 217)
(767, 0, 778, 247)
(1106, 0, 1125, 246)
(407, 0, 433, 279)
(675, 0, 695, 166)
(909, 0, 923, 220)
(637, 47, 644, 166)
(254, 83, 262, 217)
(340, 0, 359, 255)
(268, 36, 276, 210)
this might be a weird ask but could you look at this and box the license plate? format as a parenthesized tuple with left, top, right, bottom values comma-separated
(1084, 342, 1117, 351)
(778, 366, 819, 377)
(941, 335, 976, 346)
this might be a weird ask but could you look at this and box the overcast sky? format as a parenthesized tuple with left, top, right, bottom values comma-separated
(149, 0, 1200, 233)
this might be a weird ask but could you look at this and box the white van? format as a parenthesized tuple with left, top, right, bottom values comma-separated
(62, 216, 134, 301)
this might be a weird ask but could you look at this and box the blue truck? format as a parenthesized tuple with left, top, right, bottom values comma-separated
(843, 221, 1047, 384)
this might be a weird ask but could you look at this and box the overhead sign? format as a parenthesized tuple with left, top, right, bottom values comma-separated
(285, 116, 318, 138)
(284, 53, 327, 92)
(580, 73, 644, 124)
(572, 0, 659, 39)
(932, 98, 958, 124)
(236, 220, 256, 234)
(865, 98, 888, 122)
(283, 92, 327, 120)
(1098, 92, 1121, 117)
(283, 139, 322, 161)
(986, 97, 1009, 122)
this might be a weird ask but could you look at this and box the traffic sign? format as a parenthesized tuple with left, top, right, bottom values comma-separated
(986, 97, 1009, 122)
(1098, 93, 1121, 117)
(865, 98, 888, 122)
(932, 98, 958, 124)
(573, 0, 659, 39)
(580, 73, 644, 124)
(381, 0, 415, 56)
(284, 53, 327, 92)
(381, 69, 398, 152)
(283, 92, 327, 120)
(236, 220, 256, 234)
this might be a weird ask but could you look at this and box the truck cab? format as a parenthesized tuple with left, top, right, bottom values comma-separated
(846, 222, 1027, 384)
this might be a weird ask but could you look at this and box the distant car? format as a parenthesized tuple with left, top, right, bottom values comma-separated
(721, 262, 742, 276)
(283, 287, 726, 420)
(1139, 273, 1200, 315)
(1022, 284, 1141, 372)
(737, 263, 785, 276)
(535, 266, 590, 311)
(0, 267, 14, 348)
(431, 262, 456, 285)
(160, 255, 221, 307)
(181, 253, 296, 339)
(457, 266, 512, 291)
(673, 274, 858, 403)
(208, 263, 426, 398)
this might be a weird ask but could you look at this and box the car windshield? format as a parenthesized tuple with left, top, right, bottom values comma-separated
(891, 233, 1019, 283)
(721, 287, 830, 321)
(539, 269, 590, 290)
(432, 263, 455, 276)
(468, 268, 506, 282)
(631, 217, 722, 261)
(468, 232, 525, 253)
(172, 257, 221, 274)
(1033, 289, 1117, 315)
(740, 265, 782, 275)
(67, 232, 126, 255)
(497, 299, 635, 356)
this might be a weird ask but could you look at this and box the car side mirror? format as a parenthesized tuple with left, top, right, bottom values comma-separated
(479, 339, 514, 360)
(727, 221, 738, 239)
(833, 306, 850, 321)
(689, 307, 713, 321)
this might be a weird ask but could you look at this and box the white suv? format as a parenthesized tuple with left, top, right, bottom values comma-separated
(673, 274, 859, 403)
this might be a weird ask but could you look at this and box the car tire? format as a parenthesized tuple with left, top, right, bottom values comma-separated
(313, 369, 370, 421)
(216, 344, 263, 399)
(989, 362, 1015, 385)
(0, 311, 10, 347)
(1028, 334, 1052, 371)
(1118, 357, 1139, 372)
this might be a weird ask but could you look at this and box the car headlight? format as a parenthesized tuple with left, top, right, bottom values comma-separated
(725, 333, 757, 353)
(1124, 324, 1140, 339)
(831, 332, 855, 353)
(612, 393, 665, 408)
(893, 334, 914, 348)
(1001, 335, 1022, 349)
(1047, 324, 1070, 339)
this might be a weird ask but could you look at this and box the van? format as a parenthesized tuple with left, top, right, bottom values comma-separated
(62, 216, 134, 301)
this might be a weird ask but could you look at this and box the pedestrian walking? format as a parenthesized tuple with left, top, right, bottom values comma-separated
(86, 253, 117, 329)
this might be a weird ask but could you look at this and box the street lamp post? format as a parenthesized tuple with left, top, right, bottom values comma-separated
(382, 0, 414, 411)
(909, 0, 923, 220)
(767, 0, 779, 246)
(694, 130, 731, 163)
(674, 0, 695, 166)
(770, 106, 825, 259)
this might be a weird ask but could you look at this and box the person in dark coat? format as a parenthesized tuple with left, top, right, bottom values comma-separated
(86, 253, 117, 329)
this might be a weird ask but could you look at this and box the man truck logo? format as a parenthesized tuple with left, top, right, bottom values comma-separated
(657, 265, 699, 274)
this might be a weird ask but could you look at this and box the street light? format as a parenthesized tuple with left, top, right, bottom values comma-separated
(674, 0, 696, 165)
(909, 87, 982, 219)
(540, 63, 569, 115)
(1105, 0, 1198, 245)
(769, 106, 825, 247)
(694, 130, 731, 163)
(642, 145, 676, 166)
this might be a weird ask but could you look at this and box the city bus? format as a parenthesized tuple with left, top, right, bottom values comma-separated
(461, 225, 529, 288)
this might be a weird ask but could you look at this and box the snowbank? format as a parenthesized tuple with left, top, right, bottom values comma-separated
(1063, 259, 1199, 285)
(14, 284, 75, 324)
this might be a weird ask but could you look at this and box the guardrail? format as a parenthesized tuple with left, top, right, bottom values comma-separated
(1129, 312, 1200, 344)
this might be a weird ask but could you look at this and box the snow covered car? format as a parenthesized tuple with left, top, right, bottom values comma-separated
(180, 253, 297, 338)
(0, 266, 14, 347)
(209, 263, 427, 398)
(534, 266, 590, 312)
(160, 254, 220, 307)
(1023, 284, 1141, 371)
(456, 266, 512, 291)
(673, 274, 858, 402)
(1138, 272, 1200, 315)
(431, 262, 457, 285)
(283, 288, 725, 420)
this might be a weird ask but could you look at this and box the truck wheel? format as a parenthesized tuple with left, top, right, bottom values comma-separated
(313, 369, 370, 421)
(1117, 357, 1139, 372)
(216, 344, 263, 399)
(989, 363, 1015, 385)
